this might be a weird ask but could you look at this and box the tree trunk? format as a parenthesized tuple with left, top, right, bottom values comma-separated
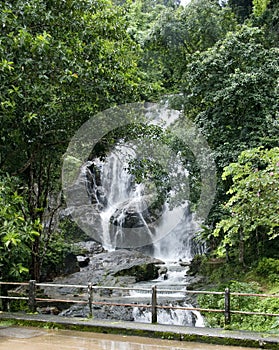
(239, 232, 245, 266)
(30, 236, 41, 281)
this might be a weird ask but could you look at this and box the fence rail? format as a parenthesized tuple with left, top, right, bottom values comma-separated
(1, 280, 279, 325)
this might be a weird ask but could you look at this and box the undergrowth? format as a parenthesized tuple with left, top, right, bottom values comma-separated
(195, 256, 279, 333)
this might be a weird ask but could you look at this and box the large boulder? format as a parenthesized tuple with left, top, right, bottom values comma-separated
(41, 249, 163, 300)
(108, 249, 162, 282)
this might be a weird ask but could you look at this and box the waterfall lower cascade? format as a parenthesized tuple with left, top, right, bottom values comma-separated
(80, 145, 204, 326)
(130, 262, 204, 327)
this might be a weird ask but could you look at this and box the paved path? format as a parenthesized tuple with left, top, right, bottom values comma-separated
(1, 312, 279, 349)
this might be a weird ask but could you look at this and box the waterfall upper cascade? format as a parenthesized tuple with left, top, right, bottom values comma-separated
(84, 145, 201, 261)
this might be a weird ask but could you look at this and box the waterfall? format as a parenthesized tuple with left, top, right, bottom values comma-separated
(85, 144, 200, 260)
(91, 147, 154, 251)
(61, 101, 216, 327)
(83, 151, 204, 327)
(132, 305, 204, 327)
(152, 205, 200, 261)
(98, 150, 135, 250)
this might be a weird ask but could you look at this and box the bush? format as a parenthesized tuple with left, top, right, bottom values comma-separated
(198, 280, 279, 332)
(256, 258, 279, 283)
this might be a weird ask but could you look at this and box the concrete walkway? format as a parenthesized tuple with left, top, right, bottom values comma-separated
(1, 312, 279, 349)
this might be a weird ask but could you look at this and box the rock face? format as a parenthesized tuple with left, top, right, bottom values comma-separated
(64, 159, 165, 249)
(110, 202, 162, 229)
(76, 255, 90, 268)
(60, 304, 135, 321)
(49, 249, 162, 288)
(40, 248, 164, 318)
(111, 251, 162, 282)
(41, 241, 104, 281)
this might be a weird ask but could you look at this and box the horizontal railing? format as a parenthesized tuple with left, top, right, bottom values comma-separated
(1, 281, 279, 325)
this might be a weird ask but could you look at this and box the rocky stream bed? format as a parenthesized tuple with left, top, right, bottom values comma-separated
(33, 240, 204, 325)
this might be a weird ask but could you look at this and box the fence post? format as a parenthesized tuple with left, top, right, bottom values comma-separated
(0, 283, 9, 311)
(28, 280, 36, 313)
(224, 287, 231, 325)
(88, 283, 93, 318)
(151, 285, 157, 324)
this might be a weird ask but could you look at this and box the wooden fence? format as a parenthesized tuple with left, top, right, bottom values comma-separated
(1, 281, 279, 325)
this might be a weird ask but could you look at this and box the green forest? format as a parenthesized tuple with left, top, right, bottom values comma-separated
(0, 0, 278, 331)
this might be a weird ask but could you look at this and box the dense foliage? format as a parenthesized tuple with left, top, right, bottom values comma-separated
(213, 147, 279, 264)
(182, 26, 278, 170)
(0, 175, 40, 281)
(145, 0, 237, 90)
(198, 280, 279, 332)
(0, 0, 149, 280)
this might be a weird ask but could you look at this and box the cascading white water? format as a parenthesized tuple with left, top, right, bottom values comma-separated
(97, 147, 154, 250)
(61, 100, 217, 328)
(91, 144, 200, 258)
(85, 143, 204, 327)
(129, 263, 205, 327)
(98, 151, 134, 250)
(132, 305, 204, 327)
(152, 205, 200, 261)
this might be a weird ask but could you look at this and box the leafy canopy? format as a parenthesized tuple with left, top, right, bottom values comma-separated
(182, 25, 279, 170)
(0, 174, 40, 281)
(213, 147, 279, 255)
(142, 0, 237, 90)
(0, 0, 149, 280)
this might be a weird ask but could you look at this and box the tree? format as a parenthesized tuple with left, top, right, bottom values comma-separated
(180, 25, 279, 233)
(252, 0, 271, 17)
(181, 25, 279, 171)
(125, 0, 179, 95)
(146, 0, 237, 90)
(126, 0, 180, 45)
(213, 147, 279, 265)
(0, 174, 40, 281)
(252, 0, 279, 45)
(0, 0, 148, 280)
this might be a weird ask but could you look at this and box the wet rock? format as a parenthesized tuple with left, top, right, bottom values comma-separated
(186, 275, 206, 290)
(158, 266, 168, 276)
(94, 305, 134, 321)
(41, 252, 80, 281)
(42, 249, 163, 304)
(74, 241, 105, 255)
(76, 255, 90, 268)
(114, 262, 159, 282)
(60, 304, 89, 318)
(59, 304, 134, 321)
(179, 259, 191, 267)
(63, 253, 80, 275)
(110, 201, 163, 229)
(111, 250, 162, 282)
(187, 255, 204, 276)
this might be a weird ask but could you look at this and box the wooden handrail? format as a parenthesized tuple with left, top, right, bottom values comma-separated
(1, 280, 279, 325)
